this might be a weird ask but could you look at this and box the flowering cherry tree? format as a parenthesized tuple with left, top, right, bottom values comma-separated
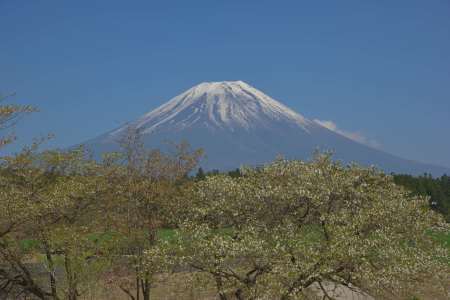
(177, 154, 450, 299)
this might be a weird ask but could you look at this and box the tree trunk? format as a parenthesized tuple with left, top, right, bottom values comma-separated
(43, 242, 59, 300)
(136, 269, 140, 300)
(214, 275, 228, 300)
(140, 277, 151, 300)
(64, 255, 78, 300)
(235, 288, 245, 300)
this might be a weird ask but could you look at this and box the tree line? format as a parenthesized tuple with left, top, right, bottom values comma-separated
(393, 173, 450, 222)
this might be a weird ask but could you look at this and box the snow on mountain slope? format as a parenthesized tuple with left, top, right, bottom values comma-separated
(111, 81, 311, 136)
(83, 81, 450, 176)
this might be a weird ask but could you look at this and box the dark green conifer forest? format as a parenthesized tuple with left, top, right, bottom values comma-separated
(393, 174, 450, 222)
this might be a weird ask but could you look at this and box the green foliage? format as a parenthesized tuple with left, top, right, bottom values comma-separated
(195, 167, 206, 180)
(227, 168, 242, 178)
(394, 173, 450, 222)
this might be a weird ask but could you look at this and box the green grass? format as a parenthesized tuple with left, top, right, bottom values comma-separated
(157, 228, 178, 242)
(432, 231, 450, 248)
(20, 238, 40, 252)
(427, 227, 450, 249)
(19, 227, 450, 253)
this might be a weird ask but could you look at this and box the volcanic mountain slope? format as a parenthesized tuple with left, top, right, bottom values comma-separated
(83, 81, 450, 176)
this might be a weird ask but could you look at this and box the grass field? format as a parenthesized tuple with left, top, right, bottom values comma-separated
(433, 230, 450, 248)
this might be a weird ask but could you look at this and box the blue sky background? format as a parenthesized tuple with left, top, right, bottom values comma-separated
(1, 0, 450, 167)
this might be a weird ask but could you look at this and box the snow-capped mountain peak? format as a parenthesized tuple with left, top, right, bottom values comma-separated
(113, 81, 311, 135)
(84, 81, 450, 176)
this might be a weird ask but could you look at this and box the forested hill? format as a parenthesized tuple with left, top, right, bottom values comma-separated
(393, 174, 450, 222)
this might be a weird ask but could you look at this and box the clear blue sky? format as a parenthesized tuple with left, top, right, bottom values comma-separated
(1, 0, 450, 167)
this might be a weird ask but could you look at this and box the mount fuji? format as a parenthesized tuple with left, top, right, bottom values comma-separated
(82, 81, 450, 176)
